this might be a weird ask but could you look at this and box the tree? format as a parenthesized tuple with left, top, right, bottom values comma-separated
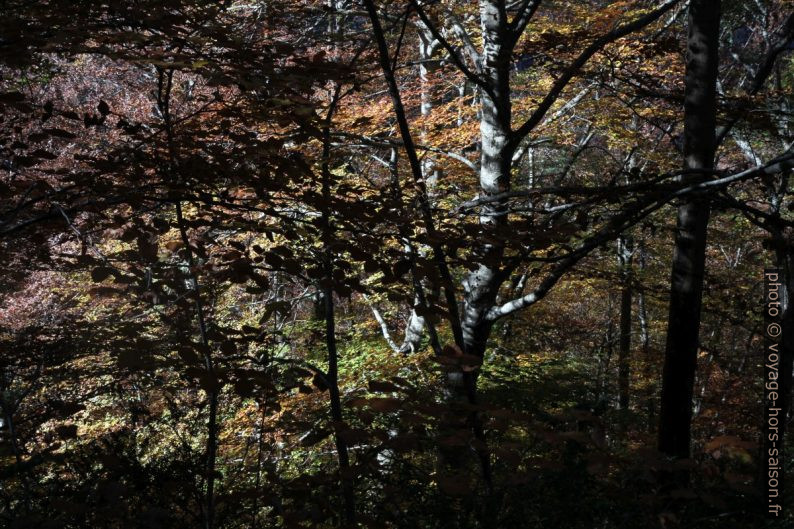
(657, 0, 721, 462)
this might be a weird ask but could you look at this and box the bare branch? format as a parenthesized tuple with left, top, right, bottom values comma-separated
(362, 294, 402, 353)
(715, 12, 794, 145)
(511, 0, 679, 145)
(410, 0, 494, 98)
(486, 150, 794, 320)
(507, 0, 542, 42)
(333, 132, 478, 171)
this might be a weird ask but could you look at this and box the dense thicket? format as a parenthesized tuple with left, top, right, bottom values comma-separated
(0, 1, 793, 528)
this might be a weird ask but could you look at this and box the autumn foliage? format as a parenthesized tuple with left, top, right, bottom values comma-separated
(0, 1, 793, 528)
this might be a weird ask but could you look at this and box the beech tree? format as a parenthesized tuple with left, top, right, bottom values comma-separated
(657, 0, 721, 463)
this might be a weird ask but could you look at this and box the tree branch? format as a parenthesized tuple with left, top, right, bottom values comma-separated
(410, 0, 494, 98)
(511, 0, 679, 146)
(364, 0, 466, 349)
(486, 150, 794, 320)
(507, 0, 542, 43)
(715, 12, 794, 146)
(362, 294, 402, 353)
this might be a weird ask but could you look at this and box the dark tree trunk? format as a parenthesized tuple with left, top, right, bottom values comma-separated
(597, 293, 616, 404)
(618, 236, 633, 412)
(658, 0, 721, 461)
(323, 287, 356, 527)
(175, 201, 218, 529)
(320, 87, 356, 527)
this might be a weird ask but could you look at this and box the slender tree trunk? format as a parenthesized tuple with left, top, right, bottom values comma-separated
(363, 0, 465, 352)
(597, 293, 616, 404)
(387, 149, 444, 358)
(320, 86, 356, 527)
(394, 21, 446, 355)
(323, 288, 356, 527)
(636, 240, 656, 432)
(618, 236, 634, 412)
(399, 303, 428, 354)
(418, 21, 442, 193)
(175, 201, 218, 529)
(637, 241, 651, 360)
(658, 0, 720, 461)
(158, 64, 219, 529)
